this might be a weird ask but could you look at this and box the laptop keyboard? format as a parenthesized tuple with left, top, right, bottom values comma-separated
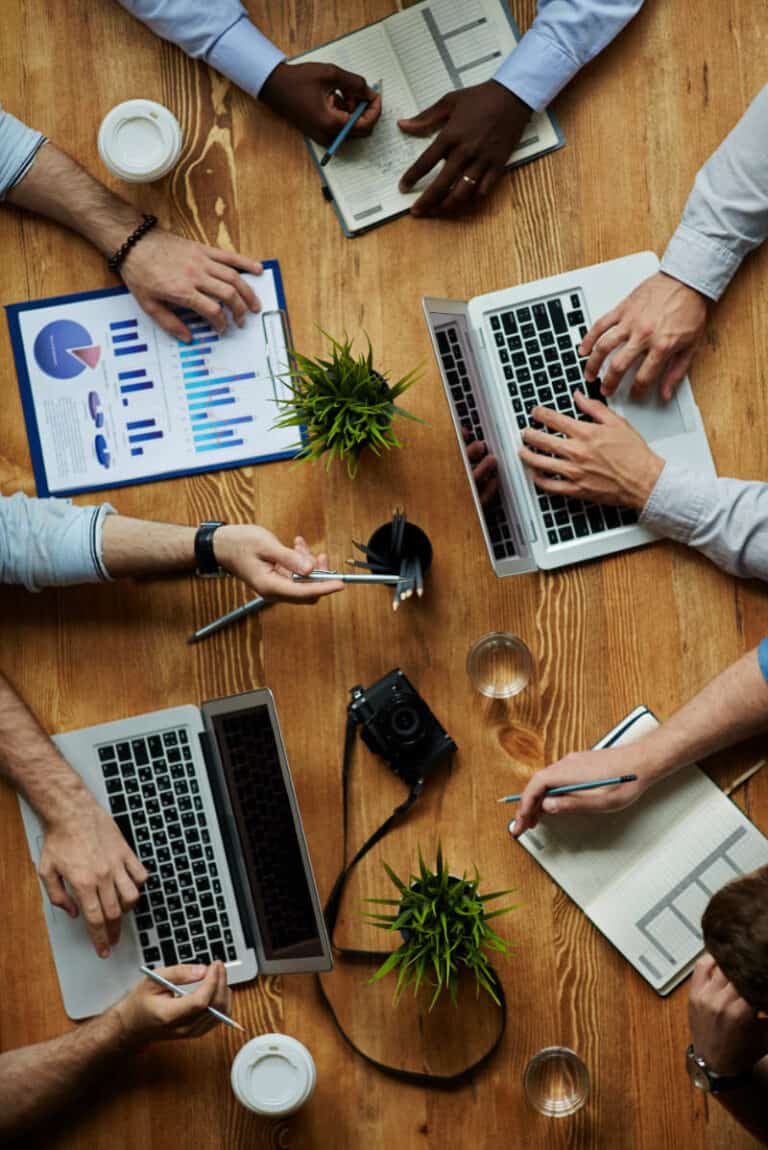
(490, 288, 638, 545)
(98, 726, 236, 968)
(436, 325, 519, 560)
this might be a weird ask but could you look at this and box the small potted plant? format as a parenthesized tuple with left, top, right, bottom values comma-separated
(272, 331, 420, 478)
(366, 844, 516, 1010)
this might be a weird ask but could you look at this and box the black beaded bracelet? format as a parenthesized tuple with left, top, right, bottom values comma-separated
(107, 213, 158, 273)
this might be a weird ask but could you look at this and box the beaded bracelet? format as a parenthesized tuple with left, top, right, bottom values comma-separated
(107, 213, 158, 273)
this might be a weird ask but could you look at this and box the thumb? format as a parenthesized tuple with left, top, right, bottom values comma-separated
(398, 97, 452, 136)
(166, 965, 219, 1021)
(330, 66, 375, 104)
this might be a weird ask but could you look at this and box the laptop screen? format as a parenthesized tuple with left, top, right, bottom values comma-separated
(210, 703, 326, 962)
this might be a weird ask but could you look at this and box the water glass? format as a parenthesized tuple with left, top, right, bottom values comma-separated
(466, 632, 534, 698)
(523, 1047, 590, 1117)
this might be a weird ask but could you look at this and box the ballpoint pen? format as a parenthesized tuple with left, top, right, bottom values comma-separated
(497, 774, 638, 803)
(292, 570, 401, 585)
(320, 82, 380, 167)
(188, 596, 270, 643)
(139, 964, 246, 1032)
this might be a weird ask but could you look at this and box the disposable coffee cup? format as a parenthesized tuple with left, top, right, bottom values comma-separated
(231, 1034, 316, 1117)
(97, 99, 182, 182)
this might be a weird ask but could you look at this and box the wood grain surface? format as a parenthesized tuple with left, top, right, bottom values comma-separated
(1, 2, 767, 1147)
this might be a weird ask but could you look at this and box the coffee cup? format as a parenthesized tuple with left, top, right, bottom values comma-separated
(98, 99, 182, 182)
(230, 1034, 316, 1117)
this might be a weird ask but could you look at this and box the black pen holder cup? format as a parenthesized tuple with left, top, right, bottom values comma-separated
(366, 522, 433, 578)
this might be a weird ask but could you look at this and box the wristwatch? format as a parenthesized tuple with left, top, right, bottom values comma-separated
(194, 520, 226, 577)
(686, 1044, 751, 1093)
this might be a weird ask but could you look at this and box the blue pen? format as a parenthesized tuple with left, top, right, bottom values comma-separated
(496, 774, 638, 804)
(320, 82, 380, 167)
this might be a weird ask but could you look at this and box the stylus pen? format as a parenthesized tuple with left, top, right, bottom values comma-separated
(319, 82, 380, 166)
(188, 596, 270, 643)
(292, 570, 401, 585)
(497, 774, 638, 804)
(139, 965, 246, 1032)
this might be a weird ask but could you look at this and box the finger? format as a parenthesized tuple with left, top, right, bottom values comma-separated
(259, 570, 343, 602)
(692, 953, 717, 989)
(579, 306, 621, 358)
(659, 347, 695, 403)
(186, 292, 228, 335)
(528, 473, 581, 496)
(601, 342, 645, 396)
(329, 66, 376, 105)
(584, 327, 628, 386)
(114, 868, 140, 913)
(397, 97, 452, 138)
(203, 248, 263, 277)
(153, 964, 209, 989)
(399, 136, 450, 195)
(200, 276, 248, 328)
(529, 404, 580, 436)
(472, 453, 497, 485)
(262, 535, 316, 576)
(411, 152, 467, 217)
(141, 300, 193, 343)
(437, 163, 488, 217)
(629, 347, 669, 400)
(478, 166, 503, 198)
(79, 894, 112, 958)
(40, 869, 78, 918)
(350, 93, 382, 136)
(572, 390, 618, 424)
(124, 853, 149, 886)
(465, 439, 487, 462)
(210, 960, 230, 1014)
(165, 966, 220, 1023)
(518, 446, 577, 477)
(520, 427, 572, 457)
(205, 263, 261, 315)
(97, 881, 124, 948)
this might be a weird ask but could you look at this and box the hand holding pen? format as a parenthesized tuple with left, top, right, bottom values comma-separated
(509, 750, 649, 838)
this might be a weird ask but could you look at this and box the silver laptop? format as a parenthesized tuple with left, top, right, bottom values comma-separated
(423, 251, 715, 574)
(19, 689, 332, 1019)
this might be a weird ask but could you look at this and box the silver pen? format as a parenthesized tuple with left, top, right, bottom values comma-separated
(292, 570, 401, 585)
(139, 964, 246, 1032)
(188, 596, 270, 643)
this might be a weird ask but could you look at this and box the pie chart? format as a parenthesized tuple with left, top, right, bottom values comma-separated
(33, 319, 101, 380)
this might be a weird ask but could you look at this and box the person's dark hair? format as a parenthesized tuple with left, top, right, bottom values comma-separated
(702, 865, 768, 1010)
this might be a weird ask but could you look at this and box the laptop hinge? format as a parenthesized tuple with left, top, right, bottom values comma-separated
(198, 731, 256, 952)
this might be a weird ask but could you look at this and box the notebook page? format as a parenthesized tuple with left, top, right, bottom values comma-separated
(296, 25, 425, 229)
(388, 0, 560, 164)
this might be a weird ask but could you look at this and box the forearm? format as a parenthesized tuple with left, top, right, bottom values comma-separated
(0, 1008, 130, 1139)
(0, 674, 91, 826)
(101, 515, 196, 578)
(714, 1059, 768, 1143)
(640, 648, 768, 781)
(6, 141, 143, 256)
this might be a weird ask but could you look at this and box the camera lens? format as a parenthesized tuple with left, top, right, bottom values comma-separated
(387, 700, 424, 745)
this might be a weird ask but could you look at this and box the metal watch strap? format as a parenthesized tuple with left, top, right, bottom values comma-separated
(686, 1044, 752, 1093)
(195, 520, 226, 577)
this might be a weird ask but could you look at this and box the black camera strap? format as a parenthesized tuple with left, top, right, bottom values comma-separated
(315, 713, 507, 1089)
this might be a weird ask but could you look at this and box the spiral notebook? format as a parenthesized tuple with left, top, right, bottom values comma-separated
(295, 0, 563, 236)
(513, 706, 768, 995)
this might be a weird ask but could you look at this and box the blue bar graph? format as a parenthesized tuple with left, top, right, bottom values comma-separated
(112, 332, 137, 344)
(204, 372, 255, 387)
(179, 347, 204, 359)
(182, 359, 205, 369)
(128, 430, 163, 445)
(110, 319, 139, 331)
(185, 387, 230, 400)
(193, 429, 236, 443)
(126, 419, 156, 431)
(130, 447, 144, 457)
(190, 412, 206, 421)
(118, 369, 146, 381)
(195, 438, 245, 453)
(188, 397, 236, 412)
(183, 370, 209, 380)
(120, 380, 153, 394)
(187, 323, 214, 334)
(115, 344, 148, 357)
(192, 416, 253, 432)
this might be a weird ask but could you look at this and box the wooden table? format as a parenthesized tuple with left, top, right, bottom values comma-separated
(1, 2, 767, 1146)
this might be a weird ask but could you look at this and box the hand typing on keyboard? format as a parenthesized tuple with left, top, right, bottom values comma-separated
(517, 390, 664, 510)
(112, 961, 230, 1044)
(462, 426, 499, 508)
(39, 794, 148, 959)
(398, 81, 529, 217)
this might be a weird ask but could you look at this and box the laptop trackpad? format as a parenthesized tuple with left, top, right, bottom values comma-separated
(46, 898, 141, 1019)
(610, 379, 686, 443)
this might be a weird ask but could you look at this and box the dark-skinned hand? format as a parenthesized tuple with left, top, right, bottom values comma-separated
(260, 62, 382, 146)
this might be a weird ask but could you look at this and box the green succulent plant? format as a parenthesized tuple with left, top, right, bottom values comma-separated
(272, 331, 420, 478)
(366, 843, 516, 1010)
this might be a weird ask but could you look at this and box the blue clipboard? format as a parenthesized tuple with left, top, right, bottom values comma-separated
(5, 259, 299, 498)
(296, 1, 564, 238)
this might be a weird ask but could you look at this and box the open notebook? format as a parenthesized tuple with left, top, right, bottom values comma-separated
(295, 0, 563, 236)
(514, 706, 768, 995)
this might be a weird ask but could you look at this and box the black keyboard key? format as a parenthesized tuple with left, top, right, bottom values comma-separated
(547, 529, 559, 545)
(106, 778, 123, 796)
(129, 794, 143, 812)
(203, 908, 218, 925)
(586, 378, 606, 403)
(132, 740, 149, 766)
(226, 946, 237, 962)
(437, 330, 450, 355)
(161, 791, 175, 808)
(172, 839, 187, 857)
(211, 941, 226, 961)
(161, 940, 178, 966)
(550, 363, 564, 378)
(517, 306, 531, 322)
(540, 330, 555, 347)
(158, 921, 172, 940)
(148, 735, 163, 757)
(570, 293, 580, 310)
(182, 747, 192, 761)
(117, 743, 131, 763)
(587, 506, 604, 532)
(212, 878, 222, 894)
(178, 869, 193, 888)
(524, 340, 538, 356)
(619, 508, 638, 525)
(102, 761, 119, 779)
(520, 384, 534, 400)
(508, 335, 522, 352)
(579, 326, 588, 341)
(573, 515, 590, 538)
(538, 387, 554, 405)
(171, 911, 186, 928)
(547, 299, 566, 333)
(521, 323, 535, 341)
(168, 748, 182, 765)
(501, 312, 516, 335)
(532, 303, 549, 330)
(491, 315, 501, 331)
(494, 331, 505, 348)
(553, 378, 568, 395)
(163, 731, 178, 747)
(144, 946, 161, 964)
(534, 371, 548, 386)
(183, 888, 198, 905)
(136, 913, 153, 932)
(555, 509, 570, 526)
(557, 335, 572, 351)
(560, 526, 574, 541)
(98, 746, 116, 763)
(499, 349, 509, 365)
(603, 506, 621, 530)
(566, 367, 581, 383)
(562, 351, 577, 366)
(529, 355, 544, 371)
(209, 923, 222, 940)
(517, 368, 531, 383)
(113, 814, 136, 855)
(512, 352, 526, 368)
(125, 778, 139, 795)
(544, 346, 558, 363)
(567, 310, 584, 326)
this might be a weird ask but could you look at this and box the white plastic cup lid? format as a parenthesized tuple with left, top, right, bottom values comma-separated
(97, 99, 182, 182)
(231, 1034, 316, 1117)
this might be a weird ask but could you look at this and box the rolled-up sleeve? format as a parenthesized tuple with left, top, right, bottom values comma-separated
(116, 1, 284, 98)
(0, 493, 115, 592)
(493, 0, 645, 112)
(0, 105, 46, 201)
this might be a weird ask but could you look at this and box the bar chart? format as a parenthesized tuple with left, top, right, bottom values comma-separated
(110, 318, 148, 357)
(176, 313, 257, 454)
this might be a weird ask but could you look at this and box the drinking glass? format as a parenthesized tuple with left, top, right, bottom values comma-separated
(466, 632, 534, 698)
(523, 1047, 590, 1117)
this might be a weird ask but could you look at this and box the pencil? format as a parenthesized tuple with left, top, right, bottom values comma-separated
(320, 82, 380, 166)
(497, 774, 638, 804)
(139, 964, 246, 1032)
(188, 596, 270, 643)
(724, 758, 767, 796)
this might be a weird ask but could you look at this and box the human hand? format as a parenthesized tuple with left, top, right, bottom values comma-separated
(112, 962, 230, 1045)
(213, 527, 344, 603)
(260, 62, 381, 146)
(398, 81, 528, 216)
(120, 231, 263, 342)
(518, 390, 664, 509)
(39, 795, 148, 957)
(462, 426, 499, 507)
(580, 272, 708, 402)
(689, 955, 768, 1075)
(510, 747, 652, 838)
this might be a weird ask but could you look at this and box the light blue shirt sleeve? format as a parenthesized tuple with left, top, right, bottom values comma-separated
(115, 1, 285, 98)
(0, 105, 47, 201)
(661, 85, 768, 302)
(0, 493, 115, 592)
(493, 0, 645, 113)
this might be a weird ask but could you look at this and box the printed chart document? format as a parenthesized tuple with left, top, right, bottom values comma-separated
(6, 262, 297, 497)
(514, 707, 768, 995)
(296, 0, 563, 235)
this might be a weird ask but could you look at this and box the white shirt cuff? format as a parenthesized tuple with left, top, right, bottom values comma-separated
(207, 16, 285, 100)
(493, 28, 578, 112)
(660, 223, 742, 302)
(639, 462, 704, 543)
